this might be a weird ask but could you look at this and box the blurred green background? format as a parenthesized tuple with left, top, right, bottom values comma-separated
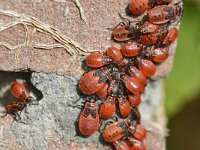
(165, 0, 200, 149)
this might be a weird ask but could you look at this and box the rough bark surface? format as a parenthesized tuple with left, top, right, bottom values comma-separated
(0, 0, 181, 150)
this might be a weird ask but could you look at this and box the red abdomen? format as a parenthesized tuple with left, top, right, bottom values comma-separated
(79, 68, 110, 95)
(163, 27, 178, 46)
(107, 47, 124, 67)
(118, 96, 131, 118)
(121, 42, 142, 57)
(129, 124, 147, 140)
(148, 5, 175, 24)
(128, 66, 147, 86)
(128, 94, 141, 107)
(78, 102, 99, 136)
(10, 82, 29, 100)
(102, 121, 128, 142)
(137, 58, 156, 77)
(79, 114, 99, 135)
(140, 32, 166, 45)
(140, 21, 159, 34)
(121, 74, 143, 94)
(96, 83, 110, 98)
(86, 52, 112, 68)
(99, 95, 116, 119)
(146, 48, 169, 62)
(129, 0, 155, 15)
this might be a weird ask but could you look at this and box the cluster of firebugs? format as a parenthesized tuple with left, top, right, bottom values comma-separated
(1, 0, 182, 149)
(1, 82, 35, 121)
(78, 0, 182, 149)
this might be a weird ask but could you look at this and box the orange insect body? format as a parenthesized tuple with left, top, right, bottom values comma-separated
(99, 95, 116, 119)
(10, 82, 29, 100)
(128, 94, 141, 107)
(79, 67, 111, 95)
(102, 119, 130, 143)
(145, 47, 169, 63)
(2, 101, 26, 120)
(128, 66, 147, 86)
(136, 58, 156, 77)
(129, 0, 155, 15)
(107, 47, 124, 67)
(129, 124, 147, 140)
(140, 21, 159, 34)
(78, 101, 99, 136)
(163, 27, 178, 46)
(121, 74, 143, 94)
(140, 32, 166, 45)
(148, 5, 182, 25)
(96, 83, 110, 98)
(86, 52, 112, 68)
(121, 42, 142, 57)
(118, 96, 131, 118)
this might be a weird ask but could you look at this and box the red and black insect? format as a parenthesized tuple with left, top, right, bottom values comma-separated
(128, 94, 141, 107)
(79, 67, 111, 95)
(96, 83, 110, 98)
(10, 82, 34, 103)
(99, 94, 116, 120)
(78, 100, 99, 136)
(128, 0, 156, 15)
(128, 66, 147, 86)
(86, 52, 113, 68)
(1, 101, 26, 121)
(112, 24, 132, 42)
(140, 30, 167, 45)
(147, 4, 182, 25)
(97, 78, 118, 98)
(121, 42, 143, 57)
(113, 140, 130, 150)
(136, 57, 156, 77)
(163, 27, 178, 46)
(112, 19, 160, 42)
(121, 73, 143, 94)
(138, 21, 160, 34)
(107, 47, 124, 67)
(102, 119, 131, 143)
(128, 123, 147, 140)
(118, 95, 131, 118)
(143, 47, 169, 63)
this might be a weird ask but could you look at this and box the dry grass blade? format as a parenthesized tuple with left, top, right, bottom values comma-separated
(0, 9, 96, 55)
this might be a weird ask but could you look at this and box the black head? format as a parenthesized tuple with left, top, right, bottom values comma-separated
(18, 103, 26, 111)
(26, 96, 34, 103)
(85, 95, 97, 103)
